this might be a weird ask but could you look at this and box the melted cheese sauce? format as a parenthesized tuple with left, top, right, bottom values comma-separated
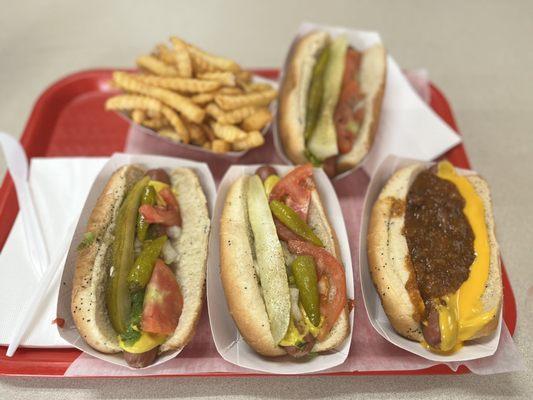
(431, 161, 496, 352)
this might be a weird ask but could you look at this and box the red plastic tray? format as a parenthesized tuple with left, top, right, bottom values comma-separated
(0, 69, 517, 377)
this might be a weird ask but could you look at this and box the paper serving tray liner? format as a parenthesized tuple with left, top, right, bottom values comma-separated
(272, 23, 383, 180)
(358, 155, 502, 362)
(56, 153, 216, 369)
(122, 75, 278, 163)
(207, 165, 355, 374)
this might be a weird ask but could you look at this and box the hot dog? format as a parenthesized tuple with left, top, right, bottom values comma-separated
(367, 161, 502, 353)
(219, 164, 350, 357)
(71, 165, 210, 367)
(277, 31, 387, 177)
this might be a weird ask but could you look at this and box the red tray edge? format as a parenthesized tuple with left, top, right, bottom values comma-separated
(0, 69, 517, 377)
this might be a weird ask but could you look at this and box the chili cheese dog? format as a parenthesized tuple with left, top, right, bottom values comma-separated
(72, 165, 210, 367)
(220, 164, 350, 357)
(278, 30, 387, 177)
(367, 161, 502, 353)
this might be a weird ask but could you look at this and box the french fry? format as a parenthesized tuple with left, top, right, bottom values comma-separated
(105, 94, 163, 114)
(205, 103, 225, 120)
(202, 141, 212, 150)
(186, 122, 207, 146)
(160, 106, 190, 143)
(211, 122, 248, 143)
(141, 117, 168, 130)
(232, 131, 264, 151)
(186, 43, 241, 72)
(217, 87, 243, 95)
(197, 72, 236, 86)
(136, 55, 179, 77)
(214, 89, 277, 111)
(240, 82, 273, 92)
(158, 128, 183, 143)
(191, 92, 215, 105)
(131, 109, 146, 124)
(146, 109, 162, 119)
(133, 74, 221, 93)
(201, 123, 217, 141)
(211, 139, 231, 153)
(169, 37, 193, 78)
(217, 106, 257, 125)
(241, 108, 272, 131)
(113, 72, 205, 123)
(235, 70, 253, 84)
(154, 44, 177, 65)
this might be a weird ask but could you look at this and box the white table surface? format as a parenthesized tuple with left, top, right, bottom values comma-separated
(0, 0, 531, 398)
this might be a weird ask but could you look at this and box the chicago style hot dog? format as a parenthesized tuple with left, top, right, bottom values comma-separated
(220, 164, 350, 357)
(278, 31, 387, 177)
(367, 161, 502, 353)
(72, 165, 210, 367)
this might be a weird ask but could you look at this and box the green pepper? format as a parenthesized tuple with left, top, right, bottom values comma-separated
(269, 200, 323, 247)
(291, 256, 320, 327)
(304, 46, 330, 140)
(106, 176, 150, 334)
(127, 235, 168, 291)
(136, 185, 156, 242)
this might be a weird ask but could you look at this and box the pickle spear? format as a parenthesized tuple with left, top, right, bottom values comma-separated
(247, 175, 290, 344)
(127, 235, 168, 291)
(107, 176, 150, 334)
(307, 36, 348, 161)
(305, 46, 330, 140)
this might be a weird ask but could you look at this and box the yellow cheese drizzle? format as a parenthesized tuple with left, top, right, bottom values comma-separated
(424, 161, 496, 353)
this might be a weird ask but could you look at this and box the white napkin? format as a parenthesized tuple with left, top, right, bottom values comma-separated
(294, 23, 462, 176)
(0, 157, 107, 347)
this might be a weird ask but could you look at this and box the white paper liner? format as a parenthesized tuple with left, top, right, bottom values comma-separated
(272, 22, 462, 179)
(359, 154, 502, 362)
(206, 165, 355, 374)
(123, 75, 278, 162)
(56, 153, 216, 369)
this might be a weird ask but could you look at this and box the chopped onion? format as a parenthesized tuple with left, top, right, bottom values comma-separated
(290, 287, 303, 323)
(162, 240, 179, 265)
(166, 225, 182, 240)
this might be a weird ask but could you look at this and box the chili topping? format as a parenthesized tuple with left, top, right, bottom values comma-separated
(404, 170, 475, 300)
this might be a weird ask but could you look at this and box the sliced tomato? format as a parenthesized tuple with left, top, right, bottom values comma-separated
(287, 240, 347, 340)
(139, 204, 181, 226)
(141, 259, 183, 335)
(334, 47, 365, 155)
(269, 164, 314, 221)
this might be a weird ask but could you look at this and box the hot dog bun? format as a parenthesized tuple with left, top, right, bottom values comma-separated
(277, 30, 387, 173)
(220, 174, 349, 356)
(366, 163, 502, 344)
(71, 165, 210, 354)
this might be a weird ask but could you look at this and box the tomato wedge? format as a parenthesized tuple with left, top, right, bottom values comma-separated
(139, 205, 181, 226)
(269, 164, 314, 221)
(334, 47, 365, 155)
(139, 186, 181, 227)
(287, 240, 347, 340)
(141, 259, 183, 335)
